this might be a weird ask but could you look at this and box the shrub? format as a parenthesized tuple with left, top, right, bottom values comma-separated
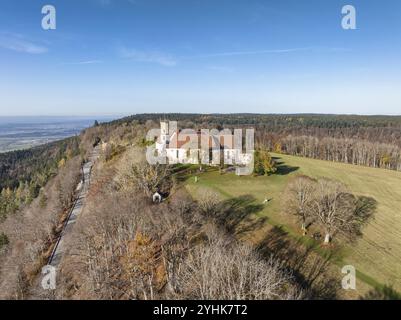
(0, 232, 9, 248)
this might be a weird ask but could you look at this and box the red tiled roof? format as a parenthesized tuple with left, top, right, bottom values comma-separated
(168, 131, 232, 149)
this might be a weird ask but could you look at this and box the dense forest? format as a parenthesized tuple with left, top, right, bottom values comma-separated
(111, 114, 401, 171)
(0, 136, 81, 221)
(0, 137, 81, 190)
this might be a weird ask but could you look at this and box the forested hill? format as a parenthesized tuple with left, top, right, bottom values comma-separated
(0, 136, 80, 191)
(112, 113, 401, 129)
(111, 113, 401, 146)
(109, 113, 401, 171)
(0, 136, 81, 221)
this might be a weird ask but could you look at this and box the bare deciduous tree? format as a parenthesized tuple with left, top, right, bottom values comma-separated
(119, 157, 171, 197)
(197, 189, 221, 217)
(311, 179, 365, 244)
(173, 230, 302, 300)
(0, 156, 81, 299)
(283, 176, 375, 245)
(283, 175, 316, 235)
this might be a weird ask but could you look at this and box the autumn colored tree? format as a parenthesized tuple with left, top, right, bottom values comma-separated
(254, 148, 277, 176)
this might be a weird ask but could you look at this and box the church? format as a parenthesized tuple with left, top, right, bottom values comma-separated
(155, 121, 253, 167)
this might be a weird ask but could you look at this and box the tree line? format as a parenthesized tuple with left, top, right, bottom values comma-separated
(275, 135, 401, 171)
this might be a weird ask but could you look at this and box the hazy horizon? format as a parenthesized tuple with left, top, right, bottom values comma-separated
(0, 114, 119, 153)
(2, 112, 401, 118)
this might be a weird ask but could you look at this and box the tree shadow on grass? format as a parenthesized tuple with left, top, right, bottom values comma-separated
(271, 157, 299, 175)
(355, 196, 376, 225)
(256, 226, 341, 299)
(361, 285, 401, 300)
(337, 195, 377, 243)
(275, 165, 300, 175)
(216, 195, 267, 236)
(171, 165, 198, 183)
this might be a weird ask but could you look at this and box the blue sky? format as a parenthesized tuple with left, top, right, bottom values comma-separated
(0, 0, 400, 116)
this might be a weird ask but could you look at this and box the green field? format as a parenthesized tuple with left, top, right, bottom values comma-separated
(184, 153, 401, 295)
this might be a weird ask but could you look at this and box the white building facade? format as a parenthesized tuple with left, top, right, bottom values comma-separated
(155, 121, 253, 167)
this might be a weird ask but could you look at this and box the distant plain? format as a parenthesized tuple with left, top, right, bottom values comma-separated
(0, 116, 115, 153)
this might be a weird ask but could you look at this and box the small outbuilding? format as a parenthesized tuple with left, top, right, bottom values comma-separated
(152, 192, 162, 203)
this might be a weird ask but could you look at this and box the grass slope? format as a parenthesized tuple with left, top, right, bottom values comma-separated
(184, 153, 401, 294)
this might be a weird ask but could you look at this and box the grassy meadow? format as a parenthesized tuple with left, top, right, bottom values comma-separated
(184, 153, 401, 296)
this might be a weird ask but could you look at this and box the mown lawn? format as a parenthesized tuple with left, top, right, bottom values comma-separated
(184, 153, 401, 295)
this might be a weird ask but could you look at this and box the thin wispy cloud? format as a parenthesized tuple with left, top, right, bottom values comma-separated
(115, 46, 349, 67)
(186, 46, 351, 59)
(191, 47, 313, 58)
(63, 60, 103, 65)
(118, 47, 177, 67)
(0, 32, 48, 54)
